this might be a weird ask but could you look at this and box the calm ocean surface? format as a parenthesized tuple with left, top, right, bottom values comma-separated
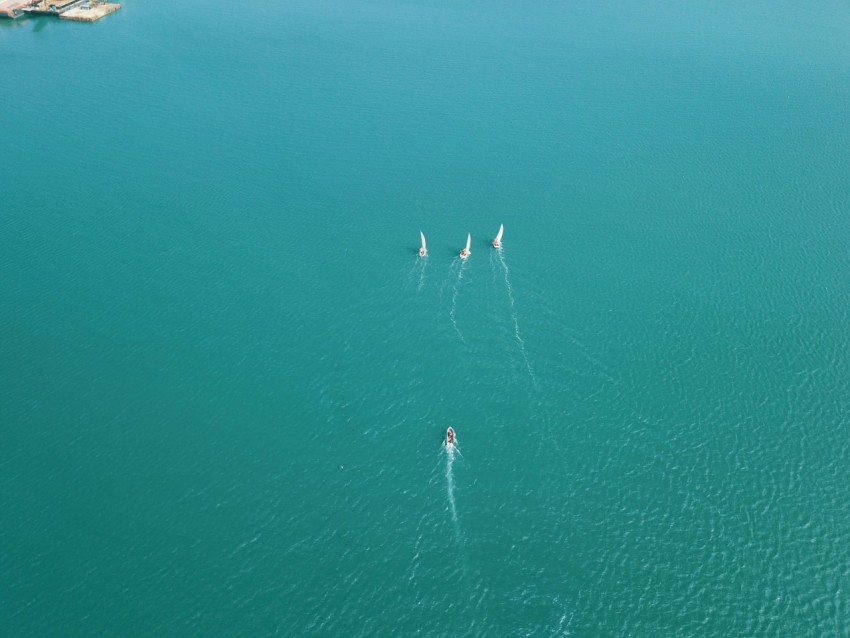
(2, 1, 850, 635)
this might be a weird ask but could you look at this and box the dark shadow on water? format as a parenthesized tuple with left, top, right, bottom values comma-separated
(0, 15, 71, 32)
(0, 16, 27, 29)
(32, 16, 50, 32)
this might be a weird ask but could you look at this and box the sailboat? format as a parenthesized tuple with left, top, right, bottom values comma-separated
(419, 231, 428, 257)
(492, 223, 504, 249)
(459, 233, 471, 260)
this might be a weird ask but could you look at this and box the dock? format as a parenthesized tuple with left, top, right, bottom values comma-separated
(2, 0, 120, 20)
(23, 0, 81, 15)
(61, 1, 119, 21)
(0, 0, 30, 18)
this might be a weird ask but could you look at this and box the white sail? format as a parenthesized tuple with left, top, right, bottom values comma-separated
(495, 224, 504, 243)
(465, 233, 471, 252)
(420, 231, 427, 252)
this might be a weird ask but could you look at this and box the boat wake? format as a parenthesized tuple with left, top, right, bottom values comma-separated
(445, 441, 467, 558)
(508, 588, 575, 637)
(415, 257, 427, 292)
(449, 260, 466, 343)
(446, 444, 459, 524)
(496, 250, 537, 387)
(406, 257, 425, 293)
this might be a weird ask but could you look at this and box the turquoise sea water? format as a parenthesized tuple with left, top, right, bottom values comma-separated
(3, 1, 850, 635)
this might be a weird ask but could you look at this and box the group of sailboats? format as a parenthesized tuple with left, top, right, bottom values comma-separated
(419, 225, 505, 450)
(417, 224, 504, 260)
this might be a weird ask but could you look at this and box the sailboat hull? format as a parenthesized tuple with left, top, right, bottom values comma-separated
(460, 234, 471, 259)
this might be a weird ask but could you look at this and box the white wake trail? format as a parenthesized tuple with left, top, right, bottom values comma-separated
(449, 260, 466, 343)
(446, 446, 459, 525)
(497, 250, 537, 387)
(440, 259, 457, 298)
(404, 257, 420, 291)
(437, 442, 469, 583)
(445, 443, 468, 568)
(416, 258, 427, 292)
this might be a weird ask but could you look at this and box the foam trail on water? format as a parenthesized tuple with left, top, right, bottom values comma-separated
(490, 250, 498, 292)
(445, 442, 467, 569)
(449, 260, 466, 343)
(443, 440, 469, 579)
(404, 257, 420, 291)
(497, 250, 537, 386)
(446, 446, 459, 525)
(417, 258, 427, 292)
(554, 605, 574, 637)
(440, 259, 457, 299)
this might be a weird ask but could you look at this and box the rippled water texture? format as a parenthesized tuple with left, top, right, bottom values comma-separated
(2, 1, 850, 635)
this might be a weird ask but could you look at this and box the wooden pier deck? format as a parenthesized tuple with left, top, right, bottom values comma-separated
(60, 1, 119, 21)
(0, 0, 30, 18)
(23, 0, 80, 15)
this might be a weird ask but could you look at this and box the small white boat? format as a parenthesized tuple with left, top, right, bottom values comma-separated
(419, 231, 428, 257)
(446, 427, 456, 449)
(459, 233, 471, 260)
(492, 223, 504, 249)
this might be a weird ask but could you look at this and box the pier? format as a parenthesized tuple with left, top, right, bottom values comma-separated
(0, 0, 30, 18)
(1, 0, 119, 20)
(23, 0, 80, 15)
(61, 1, 119, 21)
